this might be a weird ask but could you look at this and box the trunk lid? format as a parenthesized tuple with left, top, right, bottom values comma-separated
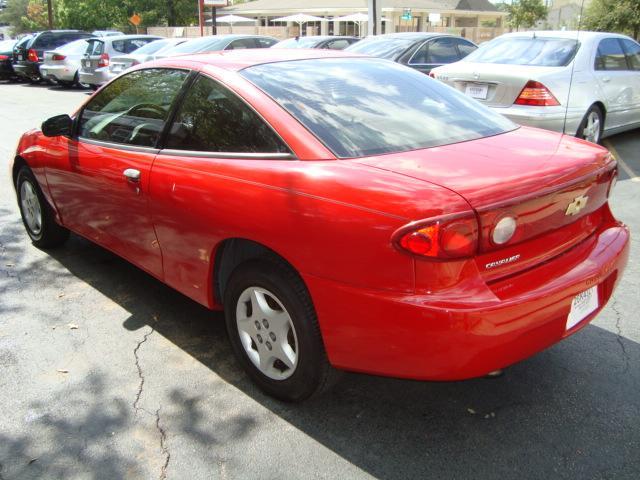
(433, 62, 567, 107)
(356, 127, 615, 280)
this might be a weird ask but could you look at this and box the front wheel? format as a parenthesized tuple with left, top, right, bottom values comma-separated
(576, 105, 604, 144)
(224, 259, 336, 402)
(16, 166, 69, 248)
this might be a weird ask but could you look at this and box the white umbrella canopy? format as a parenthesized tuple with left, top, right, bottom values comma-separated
(332, 13, 370, 22)
(270, 13, 328, 24)
(215, 14, 255, 24)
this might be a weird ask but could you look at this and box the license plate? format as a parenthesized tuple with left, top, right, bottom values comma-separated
(566, 286, 598, 330)
(112, 65, 122, 73)
(465, 83, 489, 100)
(19, 54, 25, 60)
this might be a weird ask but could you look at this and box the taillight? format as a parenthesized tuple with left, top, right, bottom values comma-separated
(52, 53, 66, 61)
(514, 80, 559, 106)
(98, 53, 110, 67)
(28, 49, 39, 62)
(394, 213, 478, 260)
(428, 72, 435, 78)
(0, 54, 8, 60)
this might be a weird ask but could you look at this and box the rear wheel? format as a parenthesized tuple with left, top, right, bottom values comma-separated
(224, 259, 336, 402)
(576, 105, 604, 144)
(16, 166, 69, 248)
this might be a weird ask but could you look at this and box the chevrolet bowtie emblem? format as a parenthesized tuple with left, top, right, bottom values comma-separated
(566, 195, 589, 216)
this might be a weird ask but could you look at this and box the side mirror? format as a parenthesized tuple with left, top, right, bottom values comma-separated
(42, 114, 73, 137)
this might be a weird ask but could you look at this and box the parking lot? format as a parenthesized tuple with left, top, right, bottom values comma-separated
(1, 80, 639, 479)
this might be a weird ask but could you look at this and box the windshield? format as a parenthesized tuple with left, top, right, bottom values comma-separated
(345, 37, 416, 60)
(272, 37, 321, 49)
(464, 37, 579, 66)
(241, 58, 516, 158)
(59, 39, 89, 54)
(166, 36, 229, 55)
(130, 39, 170, 55)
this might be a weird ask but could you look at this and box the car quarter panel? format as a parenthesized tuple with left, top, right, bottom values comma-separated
(148, 154, 473, 308)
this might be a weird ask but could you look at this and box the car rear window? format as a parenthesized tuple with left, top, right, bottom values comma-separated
(464, 37, 579, 66)
(85, 39, 104, 55)
(241, 58, 516, 158)
(167, 36, 228, 55)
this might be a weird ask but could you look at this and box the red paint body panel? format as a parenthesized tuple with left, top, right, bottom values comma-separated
(13, 51, 630, 381)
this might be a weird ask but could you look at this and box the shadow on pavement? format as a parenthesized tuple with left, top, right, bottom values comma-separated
(2, 228, 639, 479)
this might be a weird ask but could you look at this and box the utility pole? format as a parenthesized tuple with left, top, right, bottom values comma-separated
(367, 0, 382, 36)
(47, 0, 53, 29)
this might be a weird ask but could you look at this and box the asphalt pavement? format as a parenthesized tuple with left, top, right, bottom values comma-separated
(1, 81, 639, 480)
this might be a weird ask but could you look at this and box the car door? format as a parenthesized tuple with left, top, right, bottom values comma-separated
(44, 68, 189, 278)
(408, 37, 461, 74)
(593, 37, 633, 129)
(620, 38, 640, 126)
(149, 73, 292, 305)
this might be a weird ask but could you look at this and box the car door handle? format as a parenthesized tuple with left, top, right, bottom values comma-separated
(602, 76, 610, 83)
(123, 168, 140, 182)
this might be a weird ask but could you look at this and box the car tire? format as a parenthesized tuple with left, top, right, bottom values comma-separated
(223, 258, 337, 402)
(576, 105, 604, 144)
(16, 166, 69, 248)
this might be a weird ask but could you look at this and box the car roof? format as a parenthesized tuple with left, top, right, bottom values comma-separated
(151, 48, 366, 72)
(499, 30, 633, 41)
(98, 34, 163, 42)
(362, 32, 450, 41)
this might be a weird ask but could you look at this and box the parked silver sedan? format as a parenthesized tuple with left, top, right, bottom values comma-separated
(107, 38, 188, 79)
(39, 38, 89, 87)
(431, 31, 640, 143)
(79, 34, 162, 89)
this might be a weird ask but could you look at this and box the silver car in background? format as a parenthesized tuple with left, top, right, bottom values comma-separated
(39, 38, 89, 87)
(155, 34, 278, 59)
(431, 31, 640, 143)
(79, 34, 162, 89)
(107, 38, 188, 79)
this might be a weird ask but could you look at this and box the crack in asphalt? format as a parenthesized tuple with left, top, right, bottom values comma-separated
(155, 408, 171, 480)
(610, 299, 630, 373)
(132, 328, 154, 413)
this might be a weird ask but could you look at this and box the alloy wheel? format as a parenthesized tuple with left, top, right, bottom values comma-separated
(583, 110, 601, 144)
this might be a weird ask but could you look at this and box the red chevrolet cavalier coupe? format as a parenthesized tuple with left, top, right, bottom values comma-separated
(12, 50, 629, 401)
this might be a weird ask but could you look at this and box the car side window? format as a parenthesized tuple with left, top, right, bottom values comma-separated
(255, 38, 277, 48)
(595, 38, 628, 71)
(327, 39, 350, 50)
(227, 38, 258, 50)
(78, 68, 188, 148)
(456, 39, 477, 59)
(409, 41, 429, 64)
(427, 38, 459, 64)
(621, 39, 640, 71)
(165, 74, 289, 154)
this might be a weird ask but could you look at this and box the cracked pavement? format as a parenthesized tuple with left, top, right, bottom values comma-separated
(1, 82, 639, 479)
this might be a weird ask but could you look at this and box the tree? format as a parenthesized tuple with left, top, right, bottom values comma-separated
(0, 0, 49, 34)
(505, 0, 548, 30)
(583, 0, 640, 41)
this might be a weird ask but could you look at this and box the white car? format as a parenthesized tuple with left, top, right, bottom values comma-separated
(431, 31, 640, 143)
(39, 38, 89, 87)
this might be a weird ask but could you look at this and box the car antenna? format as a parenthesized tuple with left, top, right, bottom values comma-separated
(562, 0, 586, 137)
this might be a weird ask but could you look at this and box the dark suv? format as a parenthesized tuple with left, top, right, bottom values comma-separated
(13, 30, 93, 82)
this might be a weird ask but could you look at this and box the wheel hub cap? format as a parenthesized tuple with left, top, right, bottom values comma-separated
(20, 181, 42, 235)
(584, 111, 600, 143)
(236, 287, 298, 380)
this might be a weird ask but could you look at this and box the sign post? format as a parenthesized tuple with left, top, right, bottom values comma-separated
(203, 1, 228, 35)
(198, 0, 205, 36)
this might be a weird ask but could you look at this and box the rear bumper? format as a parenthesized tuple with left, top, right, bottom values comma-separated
(79, 67, 111, 86)
(13, 62, 41, 79)
(0, 61, 15, 78)
(306, 211, 629, 380)
(40, 64, 77, 82)
(492, 105, 585, 136)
